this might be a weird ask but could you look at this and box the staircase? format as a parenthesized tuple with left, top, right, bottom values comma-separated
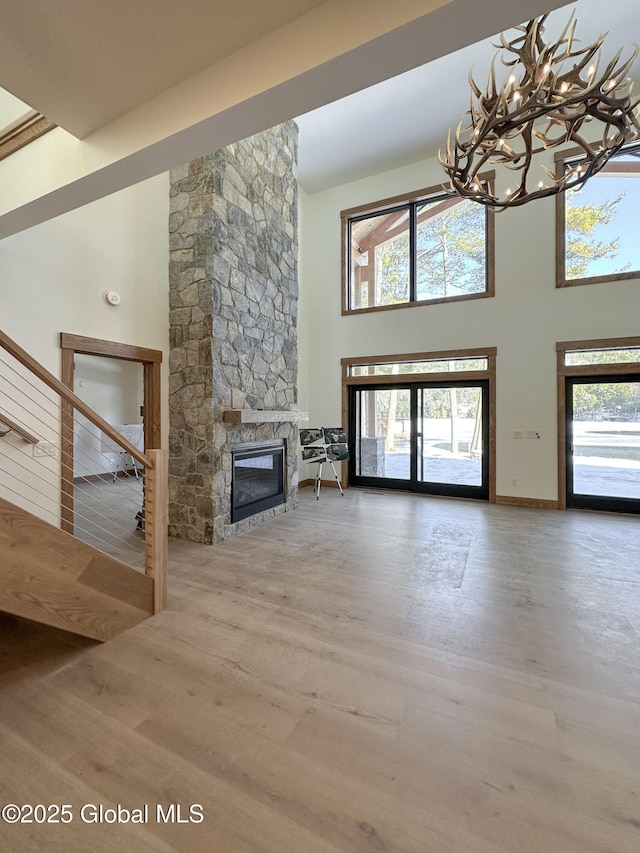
(0, 328, 167, 641)
(0, 497, 155, 641)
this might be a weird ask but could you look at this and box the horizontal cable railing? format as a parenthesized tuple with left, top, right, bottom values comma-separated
(0, 328, 166, 613)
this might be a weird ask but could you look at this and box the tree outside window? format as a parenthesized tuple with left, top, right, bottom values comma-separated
(345, 183, 493, 312)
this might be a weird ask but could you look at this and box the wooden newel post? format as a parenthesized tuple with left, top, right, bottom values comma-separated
(144, 448, 168, 613)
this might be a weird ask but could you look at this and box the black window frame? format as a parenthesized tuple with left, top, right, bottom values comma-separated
(341, 176, 495, 315)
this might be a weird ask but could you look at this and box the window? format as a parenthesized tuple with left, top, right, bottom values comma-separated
(348, 356, 488, 376)
(0, 88, 54, 162)
(556, 142, 640, 287)
(342, 179, 495, 313)
(564, 346, 640, 367)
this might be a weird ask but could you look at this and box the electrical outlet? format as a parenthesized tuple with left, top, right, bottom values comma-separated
(33, 442, 56, 458)
(511, 478, 518, 487)
(513, 431, 524, 439)
(526, 430, 541, 439)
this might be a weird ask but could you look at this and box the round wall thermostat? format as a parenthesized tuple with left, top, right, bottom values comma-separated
(104, 290, 121, 306)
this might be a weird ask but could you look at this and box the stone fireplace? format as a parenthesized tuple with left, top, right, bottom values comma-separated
(168, 122, 300, 543)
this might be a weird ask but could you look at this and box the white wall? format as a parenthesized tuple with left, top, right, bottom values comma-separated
(0, 172, 169, 409)
(75, 355, 143, 426)
(297, 184, 310, 420)
(0, 174, 169, 519)
(299, 155, 640, 501)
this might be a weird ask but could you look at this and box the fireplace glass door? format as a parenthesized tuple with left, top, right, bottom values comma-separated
(231, 441, 285, 522)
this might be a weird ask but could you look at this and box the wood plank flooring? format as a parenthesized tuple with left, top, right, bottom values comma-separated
(0, 488, 639, 851)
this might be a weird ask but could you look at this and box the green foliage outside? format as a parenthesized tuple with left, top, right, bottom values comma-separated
(565, 191, 629, 279)
(416, 201, 485, 299)
(374, 231, 410, 305)
(573, 380, 640, 421)
(372, 383, 479, 421)
(373, 200, 486, 304)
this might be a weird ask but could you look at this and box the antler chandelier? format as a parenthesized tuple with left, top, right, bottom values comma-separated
(439, 14, 640, 208)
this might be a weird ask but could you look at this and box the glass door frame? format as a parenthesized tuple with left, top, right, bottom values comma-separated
(347, 379, 491, 500)
(565, 373, 640, 514)
(341, 348, 496, 503)
(557, 336, 640, 512)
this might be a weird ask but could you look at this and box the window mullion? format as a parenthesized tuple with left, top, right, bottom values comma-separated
(409, 202, 417, 303)
(342, 179, 494, 313)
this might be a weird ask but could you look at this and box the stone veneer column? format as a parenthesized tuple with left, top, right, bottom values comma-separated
(168, 122, 299, 543)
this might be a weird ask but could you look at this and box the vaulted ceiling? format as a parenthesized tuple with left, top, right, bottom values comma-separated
(3, 0, 633, 235)
(295, 0, 640, 192)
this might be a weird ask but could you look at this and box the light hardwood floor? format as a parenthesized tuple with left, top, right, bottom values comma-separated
(0, 488, 639, 852)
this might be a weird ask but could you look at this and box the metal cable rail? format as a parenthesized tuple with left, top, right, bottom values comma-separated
(0, 330, 165, 600)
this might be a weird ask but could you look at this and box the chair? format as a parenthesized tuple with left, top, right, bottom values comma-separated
(300, 427, 349, 499)
(100, 423, 144, 482)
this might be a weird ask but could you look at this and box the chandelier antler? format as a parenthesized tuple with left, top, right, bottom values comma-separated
(439, 13, 640, 208)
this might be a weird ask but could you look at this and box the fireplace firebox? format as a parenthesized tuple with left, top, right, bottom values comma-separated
(231, 440, 286, 522)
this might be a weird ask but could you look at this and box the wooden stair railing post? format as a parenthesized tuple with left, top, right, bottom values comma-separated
(60, 401, 74, 534)
(60, 345, 75, 534)
(144, 448, 168, 614)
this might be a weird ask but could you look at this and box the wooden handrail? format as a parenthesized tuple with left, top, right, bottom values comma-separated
(0, 410, 39, 444)
(0, 328, 152, 469)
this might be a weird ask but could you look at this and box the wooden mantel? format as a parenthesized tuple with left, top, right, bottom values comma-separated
(222, 410, 309, 424)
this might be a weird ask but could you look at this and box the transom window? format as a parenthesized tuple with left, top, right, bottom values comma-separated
(348, 356, 488, 376)
(564, 346, 640, 366)
(342, 179, 495, 314)
(556, 142, 640, 287)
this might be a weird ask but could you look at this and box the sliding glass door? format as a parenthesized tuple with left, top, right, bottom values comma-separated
(349, 380, 489, 499)
(351, 386, 412, 483)
(566, 375, 640, 513)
